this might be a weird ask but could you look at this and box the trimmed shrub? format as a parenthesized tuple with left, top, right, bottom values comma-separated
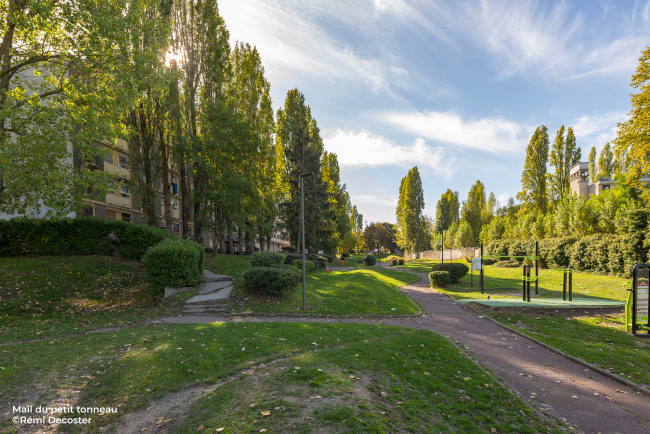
(431, 263, 468, 284)
(205, 247, 213, 254)
(363, 255, 377, 266)
(341, 253, 350, 258)
(0, 217, 175, 261)
(242, 267, 300, 294)
(398, 259, 404, 265)
(250, 250, 286, 268)
(293, 259, 315, 273)
(142, 237, 204, 292)
(494, 260, 521, 268)
(314, 256, 328, 270)
(275, 264, 302, 277)
(482, 258, 497, 266)
(538, 237, 575, 269)
(320, 254, 334, 263)
(429, 271, 450, 288)
(281, 252, 302, 265)
(621, 209, 650, 265)
(392, 259, 398, 265)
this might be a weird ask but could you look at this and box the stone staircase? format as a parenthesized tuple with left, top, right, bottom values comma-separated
(182, 269, 233, 315)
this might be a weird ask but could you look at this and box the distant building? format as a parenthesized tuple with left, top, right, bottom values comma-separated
(569, 162, 650, 200)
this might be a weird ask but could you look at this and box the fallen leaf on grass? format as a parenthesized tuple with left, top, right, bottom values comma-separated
(294, 366, 300, 369)
(216, 428, 224, 432)
(491, 428, 497, 433)
(381, 391, 388, 398)
(397, 402, 403, 405)
(261, 410, 271, 417)
(249, 403, 257, 408)
(349, 375, 355, 379)
(197, 425, 204, 431)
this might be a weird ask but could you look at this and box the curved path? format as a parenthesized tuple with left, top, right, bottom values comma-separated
(155, 270, 650, 434)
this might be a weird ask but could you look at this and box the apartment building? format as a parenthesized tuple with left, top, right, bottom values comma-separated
(569, 162, 650, 199)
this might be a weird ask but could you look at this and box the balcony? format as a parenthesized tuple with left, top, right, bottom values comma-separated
(106, 193, 131, 208)
(104, 162, 130, 180)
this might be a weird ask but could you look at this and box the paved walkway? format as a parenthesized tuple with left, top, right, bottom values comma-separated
(154, 270, 650, 434)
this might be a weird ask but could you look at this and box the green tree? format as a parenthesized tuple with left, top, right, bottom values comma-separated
(276, 89, 333, 253)
(0, 0, 166, 216)
(435, 189, 459, 230)
(395, 166, 425, 253)
(454, 220, 476, 247)
(548, 126, 581, 204)
(461, 180, 486, 241)
(517, 126, 549, 214)
(613, 46, 650, 188)
(588, 146, 598, 184)
(597, 143, 615, 180)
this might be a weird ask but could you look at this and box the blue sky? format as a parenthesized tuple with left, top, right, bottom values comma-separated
(219, 0, 650, 224)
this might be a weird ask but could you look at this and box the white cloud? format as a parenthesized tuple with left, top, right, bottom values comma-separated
(571, 111, 628, 152)
(351, 194, 398, 207)
(219, 0, 405, 93)
(322, 129, 455, 175)
(382, 111, 533, 154)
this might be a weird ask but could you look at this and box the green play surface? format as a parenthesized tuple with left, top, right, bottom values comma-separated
(455, 297, 625, 309)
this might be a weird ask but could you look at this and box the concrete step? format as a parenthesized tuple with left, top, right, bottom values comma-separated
(203, 269, 232, 283)
(198, 281, 232, 295)
(183, 304, 229, 315)
(186, 286, 232, 305)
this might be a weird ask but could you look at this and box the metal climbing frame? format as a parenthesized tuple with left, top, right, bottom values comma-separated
(480, 241, 540, 296)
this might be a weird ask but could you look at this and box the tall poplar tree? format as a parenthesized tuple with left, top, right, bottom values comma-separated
(588, 146, 598, 183)
(395, 166, 425, 253)
(597, 143, 615, 180)
(548, 126, 581, 204)
(517, 126, 550, 213)
(276, 89, 332, 253)
(435, 189, 459, 231)
(461, 180, 486, 241)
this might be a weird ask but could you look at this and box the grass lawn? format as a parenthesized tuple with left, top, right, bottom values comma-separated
(230, 268, 422, 315)
(0, 256, 190, 344)
(204, 254, 422, 315)
(424, 263, 630, 302)
(0, 322, 561, 433)
(471, 305, 650, 388)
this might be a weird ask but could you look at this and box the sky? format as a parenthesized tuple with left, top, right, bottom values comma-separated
(219, 0, 650, 224)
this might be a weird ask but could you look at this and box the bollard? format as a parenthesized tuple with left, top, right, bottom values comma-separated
(568, 266, 573, 301)
(563, 270, 567, 301)
(527, 265, 531, 302)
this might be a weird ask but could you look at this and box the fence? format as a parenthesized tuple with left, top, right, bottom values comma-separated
(401, 247, 480, 261)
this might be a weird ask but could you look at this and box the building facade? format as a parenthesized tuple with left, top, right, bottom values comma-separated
(569, 162, 649, 200)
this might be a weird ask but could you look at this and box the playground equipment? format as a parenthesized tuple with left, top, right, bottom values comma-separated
(480, 241, 575, 302)
(626, 263, 650, 336)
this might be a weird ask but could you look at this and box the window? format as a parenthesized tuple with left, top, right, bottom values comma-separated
(171, 199, 179, 212)
(120, 185, 130, 198)
(107, 180, 118, 195)
(118, 155, 128, 169)
(122, 213, 131, 222)
(103, 152, 114, 165)
(172, 177, 178, 195)
(106, 210, 117, 221)
(172, 223, 179, 235)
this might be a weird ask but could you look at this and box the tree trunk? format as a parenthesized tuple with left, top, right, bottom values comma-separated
(159, 129, 172, 232)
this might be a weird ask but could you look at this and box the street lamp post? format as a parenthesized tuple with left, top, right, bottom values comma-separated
(437, 217, 445, 264)
(300, 172, 313, 310)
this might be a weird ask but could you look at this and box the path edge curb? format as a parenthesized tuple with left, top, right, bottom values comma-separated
(475, 310, 650, 398)
(183, 311, 424, 319)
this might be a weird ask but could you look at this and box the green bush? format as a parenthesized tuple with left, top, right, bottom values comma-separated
(281, 252, 302, 265)
(250, 250, 286, 267)
(429, 271, 450, 288)
(392, 259, 398, 265)
(275, 264, 302, 277)
(242, 267, 300, 294)
(538, 237, 575, 269)
(482, 258, 497, 266)
(314, 256, 328, 270)
(621, 209, 649, 264)
(341, 253, 350, 258)
(0, 217, 174, 261)
(494, 260, 521, 268)
(320, 254, 334, 263)
(293, 259, 315, 273)
(398, 259, 404, 265)
(363, 255, 377, 266)
(431, 263, 468, 284)
(142, 237, 204, 292)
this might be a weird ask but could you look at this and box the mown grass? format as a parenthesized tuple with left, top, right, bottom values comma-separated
(230, 268, 422, 315)
(0, 322, 561, 433)
(0, 256, 189, 344)
(473, 306, 650, 387)
(425, 263, 630, 302)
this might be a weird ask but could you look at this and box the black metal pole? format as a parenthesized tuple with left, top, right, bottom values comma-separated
(563, 270, 567, 301)
(441, 230, 444, 264)
(480, 243, 485, 294)
(301, 176, 306, 310)
(522, 265, 526, 301)
(535, 241, 539, 295)
(568, 266, 573, 301)
(526, 265, 531, 303)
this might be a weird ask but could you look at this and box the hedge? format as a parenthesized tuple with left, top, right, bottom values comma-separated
(429, 271, 450, 288)
(431, 263, 468, 284)
(0, 217, 174, 261)
(319, 254, 334, 263)
(485, 216, 650, 277)
(313, 256, 328, 270)
(250, 250, 286, 268)
(142, 237, 204, 292)
(363, 255, 377, 266)
(242, 267, 300, 294)
(293, 259, 315, 273)
(398, 259, 404, 265)
(281, 252, 302, 265)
